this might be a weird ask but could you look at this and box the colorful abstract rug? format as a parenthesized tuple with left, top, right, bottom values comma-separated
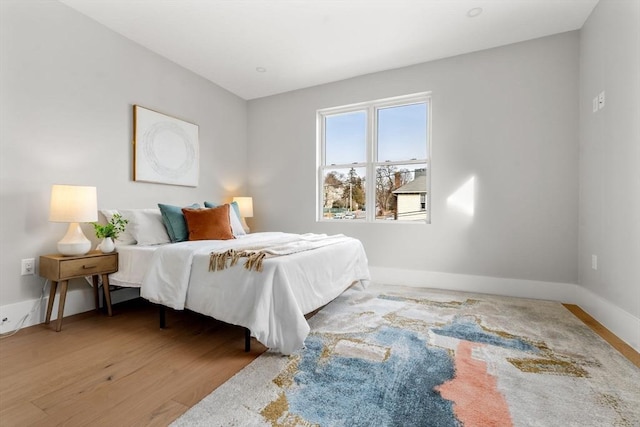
(172, 284, 639, 426)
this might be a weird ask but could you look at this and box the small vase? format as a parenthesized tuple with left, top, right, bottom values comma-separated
(98, 237, 115, 253)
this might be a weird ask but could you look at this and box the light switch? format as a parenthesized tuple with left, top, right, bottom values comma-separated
(592, 97, 598, 113)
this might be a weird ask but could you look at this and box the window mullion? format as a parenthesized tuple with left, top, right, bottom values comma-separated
(367, 105, 377, 222)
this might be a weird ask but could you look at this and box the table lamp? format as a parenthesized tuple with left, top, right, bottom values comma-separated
(49, 184, 98, 256)
(233, 196, 253, 233)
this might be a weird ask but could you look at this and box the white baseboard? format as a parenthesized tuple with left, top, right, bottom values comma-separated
(0, 286, 140, 335)
(369, 266, 639, 353)
(3, 268, 638, 354)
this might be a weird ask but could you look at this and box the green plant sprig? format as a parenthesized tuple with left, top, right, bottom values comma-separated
(92, 213, 128, 239)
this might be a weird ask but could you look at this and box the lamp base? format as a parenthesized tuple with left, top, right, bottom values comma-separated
(57, 222, 92, 256)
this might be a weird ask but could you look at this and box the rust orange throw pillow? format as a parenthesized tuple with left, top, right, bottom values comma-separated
(182, 205, 234, 241)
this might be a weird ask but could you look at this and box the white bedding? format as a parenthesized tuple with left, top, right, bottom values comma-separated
(138, 232, 370, 354)
(108, 244, 160, 288)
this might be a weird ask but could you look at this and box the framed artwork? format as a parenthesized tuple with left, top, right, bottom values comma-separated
(133, 105, 199, 187)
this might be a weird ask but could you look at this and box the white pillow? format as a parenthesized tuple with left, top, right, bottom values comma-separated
(229, 206, 246, 237)
(119, 209, 171, 245)
(100, 209, 136, 245)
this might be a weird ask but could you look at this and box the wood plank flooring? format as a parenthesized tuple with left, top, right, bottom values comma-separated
(0, 299, 637, 426)
(0, 299, 266, 426)
(563, 303, 640, 368)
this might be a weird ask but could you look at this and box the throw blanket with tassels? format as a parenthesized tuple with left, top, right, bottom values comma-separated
(209, 234, 351, 273)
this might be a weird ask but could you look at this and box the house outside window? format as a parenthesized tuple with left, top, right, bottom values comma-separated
(317, 92, 431, 223)
(393, 168, 428, 220)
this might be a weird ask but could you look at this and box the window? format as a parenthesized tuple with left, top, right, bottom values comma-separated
(317, 93, 431, 223)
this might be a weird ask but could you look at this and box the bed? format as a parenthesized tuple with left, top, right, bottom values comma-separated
(104, 209, 370, 355)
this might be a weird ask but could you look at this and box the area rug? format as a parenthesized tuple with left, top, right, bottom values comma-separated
(172, 284, 639, 427)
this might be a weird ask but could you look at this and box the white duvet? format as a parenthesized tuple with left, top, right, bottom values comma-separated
(140, 232, 370, 354)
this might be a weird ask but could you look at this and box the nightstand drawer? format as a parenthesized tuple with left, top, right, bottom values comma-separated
(59, 254, 118, 279)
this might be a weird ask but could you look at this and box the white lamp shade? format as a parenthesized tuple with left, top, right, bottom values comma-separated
(49, 185, 98, 223)
(233, 196, 253, 218)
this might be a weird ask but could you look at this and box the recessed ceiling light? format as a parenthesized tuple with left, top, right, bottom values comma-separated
(467, 7, 483, 18)
(256, 67, 266, 73)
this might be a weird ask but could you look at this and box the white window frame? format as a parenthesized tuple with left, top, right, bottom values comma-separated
(317, 92, 432, 223)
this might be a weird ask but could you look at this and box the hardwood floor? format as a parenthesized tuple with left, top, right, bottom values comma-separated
(0, 299, 637, 426)
(0, 299, 266, 426)
(563, 303, 640, 368)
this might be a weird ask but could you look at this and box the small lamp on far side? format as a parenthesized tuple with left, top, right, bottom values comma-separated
(233, 196, 253, 233)
(49, 185, 97, 256)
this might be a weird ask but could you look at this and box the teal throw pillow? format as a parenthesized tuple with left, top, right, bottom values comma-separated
(158, 203, 200, 242)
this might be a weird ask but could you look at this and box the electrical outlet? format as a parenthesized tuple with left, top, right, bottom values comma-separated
(598, 91, 605, 109)
(21, 258, 35, 276)
(0, 315, 12, 334)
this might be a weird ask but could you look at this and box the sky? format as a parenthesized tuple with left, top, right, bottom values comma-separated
(325, 102, 428, 166)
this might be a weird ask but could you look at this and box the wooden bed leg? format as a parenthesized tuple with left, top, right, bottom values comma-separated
(244, 328, 251, 352)
(159, 306, 166, 329)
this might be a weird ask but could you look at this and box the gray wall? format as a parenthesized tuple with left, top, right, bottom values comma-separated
(248, 32, 580, 285)
(0, 0, 248, 305)
(579, 0, 640, 318)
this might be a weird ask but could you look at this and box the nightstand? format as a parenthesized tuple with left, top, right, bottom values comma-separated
(39, 251, 118, 331)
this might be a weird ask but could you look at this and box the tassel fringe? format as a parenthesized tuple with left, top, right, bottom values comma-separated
(209, 249, 267, 272)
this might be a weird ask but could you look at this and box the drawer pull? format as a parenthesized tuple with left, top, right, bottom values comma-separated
(82, 265, 97, 270)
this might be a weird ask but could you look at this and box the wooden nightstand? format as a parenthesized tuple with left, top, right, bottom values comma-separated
(39, 251, 118, 331)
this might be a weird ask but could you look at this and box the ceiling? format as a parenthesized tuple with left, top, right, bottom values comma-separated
(59, 0, 599, 100)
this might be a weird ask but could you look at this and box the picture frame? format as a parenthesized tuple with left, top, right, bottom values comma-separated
(133, 105, 199, 187)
